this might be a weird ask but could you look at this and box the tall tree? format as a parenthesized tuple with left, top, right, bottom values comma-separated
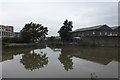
(20, 22, 48, 43)
(58, 19, 73, 42)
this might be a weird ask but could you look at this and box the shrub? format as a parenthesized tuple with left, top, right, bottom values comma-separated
(2, 37, 24, 43)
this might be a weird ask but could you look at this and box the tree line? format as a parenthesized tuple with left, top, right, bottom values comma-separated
(2, 19, 73, 44)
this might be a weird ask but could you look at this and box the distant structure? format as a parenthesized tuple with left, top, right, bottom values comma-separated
(0, 25, 14, 38)
(71, 24, 119, 39)
(111, 26, 120, 36)
(13, 32, 20, 37)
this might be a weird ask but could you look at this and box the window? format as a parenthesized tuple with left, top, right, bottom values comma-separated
(78, 33, 81, 36)
(82, 33, 84, 36)
(105, 32, 107, 35)
(109, 33, 112, 36)
(93, 32, 95, 35)
(100, 32, 102, 35)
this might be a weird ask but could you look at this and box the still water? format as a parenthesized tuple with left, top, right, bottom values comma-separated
(2, 45, 119, 78)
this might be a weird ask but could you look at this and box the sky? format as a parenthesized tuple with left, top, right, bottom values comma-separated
(0, 0, 119, 36)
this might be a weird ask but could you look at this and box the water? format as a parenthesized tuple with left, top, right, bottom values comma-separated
(2, 45, 119, 78)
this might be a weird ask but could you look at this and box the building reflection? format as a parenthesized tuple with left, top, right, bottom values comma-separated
(71, 47, 118, 65)
(2, 46, 46, 62)
(51, 46, 118, 71)
(20, 50, 48, 71)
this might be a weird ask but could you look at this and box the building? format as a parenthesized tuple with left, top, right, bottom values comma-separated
(71, 24, 113, 38)
(71, 25, 120, 46)
(0, 25, 14, 38)
(111, 26, 120, 36)
(13, 32, 20, 37)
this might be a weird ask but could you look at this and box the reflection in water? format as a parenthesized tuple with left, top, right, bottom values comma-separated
(20, 50, 48, 71)
(2, 53, 13, 62)
(55, 46, 118, 66)
(2, 45, 46, 61)
(72, 47, 118, 65)
(2, 47, 43, 62)
(91, 73, 98, 79)
(58, 53, 73, 71)
(2, 45, 119, 78)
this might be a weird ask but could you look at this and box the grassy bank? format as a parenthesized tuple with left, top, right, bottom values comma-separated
(2, 43, 46, 49)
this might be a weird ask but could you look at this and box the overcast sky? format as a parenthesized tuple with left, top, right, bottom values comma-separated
(0, 1, 118, 36)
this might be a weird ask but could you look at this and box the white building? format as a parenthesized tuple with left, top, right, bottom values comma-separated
(0, 25, 14, 38)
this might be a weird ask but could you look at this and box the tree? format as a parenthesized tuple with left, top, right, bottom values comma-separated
(58, 19, 73, 42)
(20, 22, 48, 43)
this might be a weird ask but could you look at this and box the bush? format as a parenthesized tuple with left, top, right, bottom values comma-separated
(47, 36, 56, 42)
(2, 37, 24, 43)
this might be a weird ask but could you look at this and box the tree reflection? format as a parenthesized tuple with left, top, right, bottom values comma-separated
(20, 50, 48, 71)
(58, 53, 73, 71)
(2, 54, 13, 62)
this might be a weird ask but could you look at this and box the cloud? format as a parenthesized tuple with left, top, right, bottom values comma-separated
(0, 2, 118, 36)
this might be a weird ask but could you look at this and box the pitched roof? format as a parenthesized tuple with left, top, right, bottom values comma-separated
(73, 24, 108, 32)
(111, 26, 120, 30)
